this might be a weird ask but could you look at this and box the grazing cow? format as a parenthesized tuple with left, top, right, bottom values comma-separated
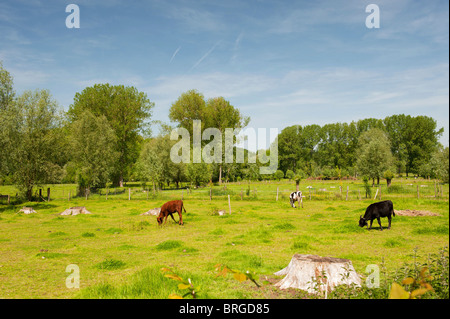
(359, 200, 395, 230)
(289, 191, 303, 208)
(157, 200, 186, 226)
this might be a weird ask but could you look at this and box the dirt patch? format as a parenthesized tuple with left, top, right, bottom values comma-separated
(394, 209, 440, 217)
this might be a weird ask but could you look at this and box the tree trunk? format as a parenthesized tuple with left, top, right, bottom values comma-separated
(219, 164, 222, 184)
(274, 254, 361, 294)
(386, 179, 392, 187)
(27, 187, 33, 202)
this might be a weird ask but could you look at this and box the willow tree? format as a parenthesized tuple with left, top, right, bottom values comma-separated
(68, 84, 154, 187)
(11, 90, 65, 200)
(169, 90, 249, 184)
(69, 110, 118, 196)
(356, 128, 394, 186)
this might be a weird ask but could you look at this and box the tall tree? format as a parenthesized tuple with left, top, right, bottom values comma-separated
(169, 90, 250, 184)
(169, 89, 207, 138)
(0, 62, 17, 178)
(69, 110, 118, 195)
(68, 84, 154, 186)
(356, 128, 394, 185)
(205, 96, 250, 183)
(278, 125, 301, 173)
(11, 90, 65, 200)
(0, 61, 14, 111)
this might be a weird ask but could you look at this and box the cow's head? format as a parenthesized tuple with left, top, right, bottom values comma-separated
(359, 215, 367, 227)
(156, 214, 163, 225)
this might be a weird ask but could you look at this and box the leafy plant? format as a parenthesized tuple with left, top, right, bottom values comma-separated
(389, 267, 434, 299)
(214, 264, 261, 287)
(161, 267, 199, 299)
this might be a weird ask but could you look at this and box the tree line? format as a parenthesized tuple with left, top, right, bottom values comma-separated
(0, 62, 448, 200)
(277, 115, 448, 185)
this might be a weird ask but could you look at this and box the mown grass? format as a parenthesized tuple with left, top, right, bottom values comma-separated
(0, 178, 448, 299)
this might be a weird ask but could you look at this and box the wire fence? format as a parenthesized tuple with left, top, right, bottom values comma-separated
(1, 179, 448, 205)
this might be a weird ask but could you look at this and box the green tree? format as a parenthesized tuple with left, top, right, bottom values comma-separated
(135, 138, 165, 191)
(427, 146, 449, 183)
(0, 61, 14, 111)
(169, 89, 207, 138)
(277, 125, 301, 173)
(205, 96, 250, 184)
(274, 170, 284, 181)
(0, 62, 17, 178)
(68, 84, 154, 187)
(356, 128, 394, 186)
(406, 116, 443, 176)
(136, 134, 186, 190)
(285, 169, 295, 181)
(185, 162, 211, 187)
(69, 110, 118, 196)
(169, 91, 250, 184)
(11, 90, 65, 200)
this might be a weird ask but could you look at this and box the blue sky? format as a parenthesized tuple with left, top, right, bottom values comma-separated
(1, 0, 448, 150)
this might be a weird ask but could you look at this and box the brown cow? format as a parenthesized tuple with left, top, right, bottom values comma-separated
(157, 200, 186, 226)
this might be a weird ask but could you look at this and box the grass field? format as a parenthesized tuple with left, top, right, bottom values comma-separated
(0, 178, 448, 299)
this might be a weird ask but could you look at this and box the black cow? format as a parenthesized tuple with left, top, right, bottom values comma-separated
(359, 200, 395, 230)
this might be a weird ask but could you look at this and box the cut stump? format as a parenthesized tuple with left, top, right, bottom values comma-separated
(18, 207, 37, 214)
(274, 254, 361, 294)
(141, 207, 161, 216)
(60, 206, 91, 216)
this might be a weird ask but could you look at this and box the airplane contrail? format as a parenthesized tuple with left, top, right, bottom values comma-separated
(170, 46, 181, 63)
(190, 41, 221, 71)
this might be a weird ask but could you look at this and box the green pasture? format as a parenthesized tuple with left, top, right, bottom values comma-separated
(0, 178, 448, 298)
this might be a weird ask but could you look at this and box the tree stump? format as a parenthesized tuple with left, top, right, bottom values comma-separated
(18, 207, 37, 214)
(141, 207, 161, 216)
(274, 254, 361, 294)
(60, 206, 91, 216)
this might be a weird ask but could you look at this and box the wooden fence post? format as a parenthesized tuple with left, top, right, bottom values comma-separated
(106, 188, 108, 200)
(346, 186, 349, 201)
(434, 180, 437, 199)
(129, 188, 131, 200)
(68, 190, 71, 201)
(417, 185, 419, 199)
(228, 195, 231, 215)
(47, 188, 51, 201)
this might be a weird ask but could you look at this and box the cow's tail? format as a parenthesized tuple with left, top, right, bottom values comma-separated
(182, 202, 186, 214)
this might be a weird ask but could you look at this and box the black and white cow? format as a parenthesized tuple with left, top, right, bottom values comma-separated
(289, 191, 303, 208)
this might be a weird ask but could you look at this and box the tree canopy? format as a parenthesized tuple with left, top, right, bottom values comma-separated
(68, 83, 154, 186)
